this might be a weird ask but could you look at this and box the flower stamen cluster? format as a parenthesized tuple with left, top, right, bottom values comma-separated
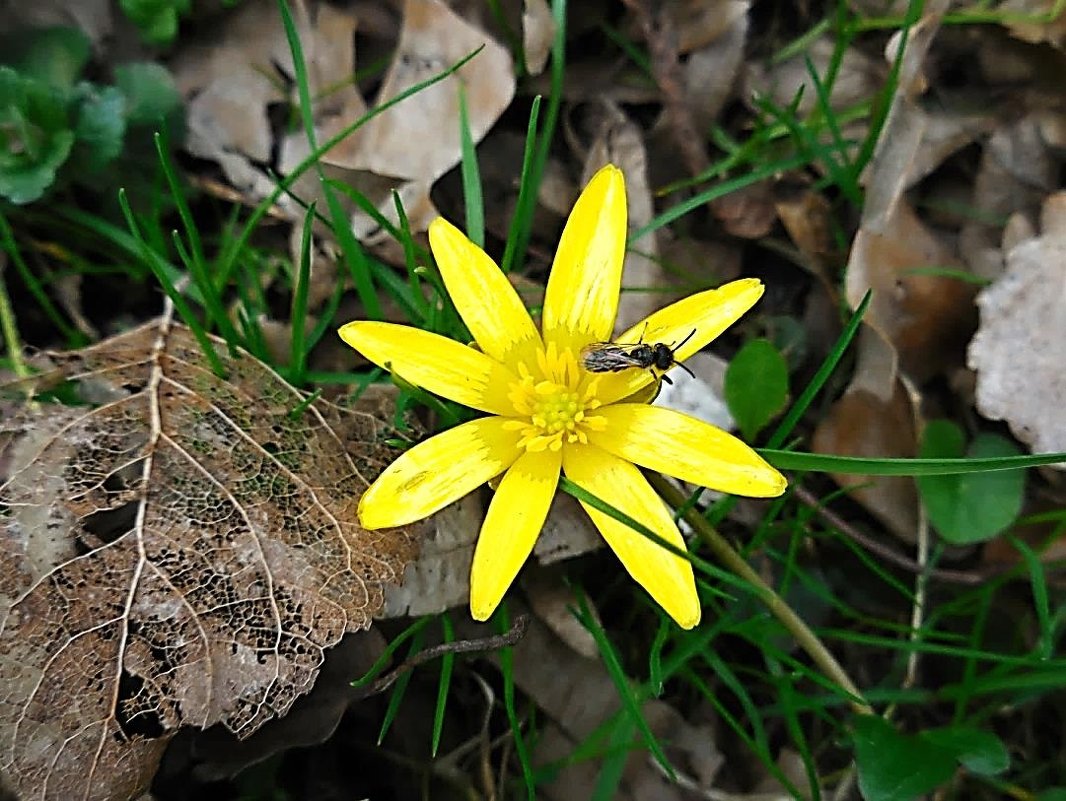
(505, 344, 606, 452)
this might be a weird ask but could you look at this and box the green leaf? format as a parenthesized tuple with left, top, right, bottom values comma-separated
(0, 67, 74, 204)
(0, 26, 90, 88)
(922, 726, 1009, 776)
(1038, 790, 1066, 801)
(120, 0, 192, 44)
(725, 338, 789, 440)
(70, 83, 126, 174)
(853, 715, 956, 801)
(114, 63, 183, 130)
(917, 420, 1025, 544)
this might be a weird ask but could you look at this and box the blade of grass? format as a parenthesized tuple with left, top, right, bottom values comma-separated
(500, 95, 542, 274)
(216, 39, 482, 290)
(431, 612, 455, 757)
(458, 85, 485, 248)
(573, 591, 675, 780)
(153, 130, 241, 347)
(377, 626, 427, 744)
(496, 603, 535, 801)
(758, 450, 1066, 475)
(117, 189, 226, 377)
(289, 201, 315, 383)
(503, 0, 566, 275)
(0, 211, 82, 345)
(277, 0, 382, 321)
(0, 261, 28, 378)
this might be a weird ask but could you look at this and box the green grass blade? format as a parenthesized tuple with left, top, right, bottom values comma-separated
(0, 211, 82, 345)
(759, 450, 1066, 476)
(117, 189, 226, 376)
(458, 85, 485, 248)
(289, 201, 315, 383)
(377, 627, 427, 745)
(431, 613, 455, 757)
(500, 95, 542, 274)
(574, 591, 675, 779)
(497, 603, 535, 800)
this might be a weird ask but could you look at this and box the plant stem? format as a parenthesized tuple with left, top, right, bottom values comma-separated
(0, 258, 29, 378)
(647, 472, 874, 716)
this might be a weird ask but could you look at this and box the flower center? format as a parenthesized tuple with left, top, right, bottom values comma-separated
(505, 342, 606, 452)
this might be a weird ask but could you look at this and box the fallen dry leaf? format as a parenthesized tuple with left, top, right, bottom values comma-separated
(523, 0, 555, 75)
(813, 327, 921, 543)
(845, 200, 976, 383)
(0, 319, 418, 800)
(968, 192, 1066, 463)
(580, 101, 664, 331)
(325, 0, 515, 181)
(173, 1, 364, 206)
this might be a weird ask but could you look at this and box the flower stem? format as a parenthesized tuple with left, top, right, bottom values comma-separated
(0, 259, 29, 379)
(647, 472, 873, 716)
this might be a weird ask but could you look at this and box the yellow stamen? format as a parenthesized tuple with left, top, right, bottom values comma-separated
(508, 345, 602, 453)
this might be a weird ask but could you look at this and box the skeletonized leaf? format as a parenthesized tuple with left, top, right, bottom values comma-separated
(0, 319, 419, 801)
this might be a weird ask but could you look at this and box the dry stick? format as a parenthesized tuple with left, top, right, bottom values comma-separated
(794, 485, 1002, 586)
(362, 615, 530, 696)
(647, 473, 873, 716)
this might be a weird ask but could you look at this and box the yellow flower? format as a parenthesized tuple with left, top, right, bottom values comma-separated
(338, 165, 786, 629)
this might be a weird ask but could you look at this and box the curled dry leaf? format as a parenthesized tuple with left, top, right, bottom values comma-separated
(813, 328, 921, 543)
(581, 101, 662, 331)
(0, 320, 418, 801)
(326, 0, 515, 181)
(173, 2, 364, 205)
(968, 192, 1066, 463)
(845, 199, 977, 383)
(522, 0, 555, 76)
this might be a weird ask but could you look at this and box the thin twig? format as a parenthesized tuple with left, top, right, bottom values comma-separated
(362, 615, 530, 696)
(794, 485, 1002, 586)
(647, 473, 873, 716)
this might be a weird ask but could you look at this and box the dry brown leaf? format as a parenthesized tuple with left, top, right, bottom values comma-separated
(998, 0, 1066, 47)
(0, 319, 418, 800)
(463, 611, 721, 801)
(682, 2, 749, 135)
(523, 0, 555, 76)
(325, 0, 515, 181)
(580, 102, 663, 331)
(845, 199, 976, 383)
(968, 192, 1066, 463)
(173, 1, 364, 205)
(813, 328, 920, 543)
(960, 114, 1059, 281)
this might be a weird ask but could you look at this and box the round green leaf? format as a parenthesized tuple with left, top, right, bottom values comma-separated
(0, 26, 90, 89)
(724, 338, 789, 441)
(0, 67, 74, 204)
(917, 420, 1025, 544)
(921, 726, 1009, 776)
(853, 715, 957, 801)
(71, 83, 126, 174)
(114, 63, 183, 129)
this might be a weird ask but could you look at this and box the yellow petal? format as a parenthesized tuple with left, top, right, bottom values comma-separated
(542, 164, 627, 349)
(359, 417, 521, 528)
(596, 278, 765, 404)
(339, 321, 517, 416)
(469, 448, 562, 621)
(589, 404, 787, 497)
(562, 444, 700, 628)
(428, 218, 541, 363)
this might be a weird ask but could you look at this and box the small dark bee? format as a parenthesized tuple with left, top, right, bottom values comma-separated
(581, 329, 697, 385)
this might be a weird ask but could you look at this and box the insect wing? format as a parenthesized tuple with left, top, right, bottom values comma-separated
(581, 343, 645, 373)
